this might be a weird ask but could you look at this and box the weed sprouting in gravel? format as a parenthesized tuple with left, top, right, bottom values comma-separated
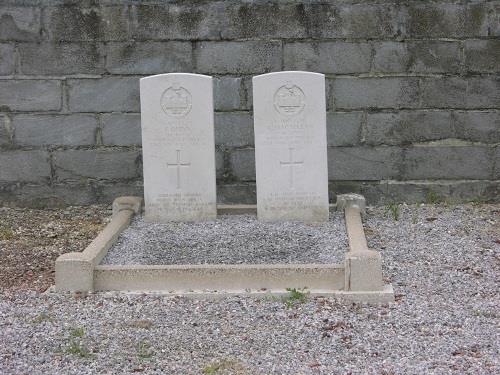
(70, 327, 85, 338)
(129, 319, 153, 329)
(137, 340, 154, 360)
(385, 203, 400, 221)
(283, 288, 308, 308)
(0, 225, 14, 240)
(65, 340, 93, 358)
(63, 326, 94, 358)
(202, 359, 246, 374)
(32, 313, 53, 324)
(426, 191, 442, 204)
(411, 213, 418, 224)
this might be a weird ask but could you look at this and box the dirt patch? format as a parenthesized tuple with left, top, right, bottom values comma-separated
(0, 205, 110, 292)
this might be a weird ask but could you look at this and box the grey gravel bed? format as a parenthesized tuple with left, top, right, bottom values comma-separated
(102, 213, 348, 265)
(1, 204, 499, 374)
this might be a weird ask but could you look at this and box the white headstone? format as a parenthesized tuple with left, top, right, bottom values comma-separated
(253, 71, 329, 222)
(140, 73, 217, 222)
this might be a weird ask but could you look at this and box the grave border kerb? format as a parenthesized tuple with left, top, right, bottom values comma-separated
(54, 195, 394, 304)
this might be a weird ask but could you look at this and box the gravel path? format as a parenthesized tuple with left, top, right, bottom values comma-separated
(102, 213, 347, 265)
(1, 204, 499, 374)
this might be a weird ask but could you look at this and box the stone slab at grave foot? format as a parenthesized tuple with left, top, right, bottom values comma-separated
(140, 73, 217, 222)
(253, 71, 329, 222)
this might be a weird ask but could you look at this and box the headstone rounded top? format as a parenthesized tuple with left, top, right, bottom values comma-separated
(253, 71, 325, 82)
(140, 72, 212, 83)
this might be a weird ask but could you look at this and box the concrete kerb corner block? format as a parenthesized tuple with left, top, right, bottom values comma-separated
(336, 193, 366, 216)
(112, 196, 143, 217)
(345, 250, 384, 292)
(55, 252, 93, 292)
(55, 196, 143, 293)
(339, 193, 394, 302)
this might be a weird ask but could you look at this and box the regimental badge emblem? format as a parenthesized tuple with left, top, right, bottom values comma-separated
(273, 82, 305, 116)
(160, 83, 192, 117)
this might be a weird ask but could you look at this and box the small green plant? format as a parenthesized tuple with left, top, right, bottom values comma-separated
(203, 363, 220, 375)
(283, 287, 308, 308)
(426, 191, 441, 204)
(411, 213, 418, 224)
(470, 197, 484, 205)
(137, 341, 154, 360)
(202, 359, 243, 374)
(64, 326, 93, 358)
(66, 340, 92, 358)
(0, 225, 14, 240)
(32, 313, 53, 324)
(385, 202, 400, 221)
(70, 327, 85, 338)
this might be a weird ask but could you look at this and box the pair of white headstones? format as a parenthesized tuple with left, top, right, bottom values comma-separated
(140, 71, 329, 223)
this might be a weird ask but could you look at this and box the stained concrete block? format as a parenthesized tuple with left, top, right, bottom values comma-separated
(365, 111, 454, 146)
(217, 183, 256, 205)
(44, 5, 129, 41)
(465, 3, 493, 37)
(406, 3, 466, 38)
(0, 6, 41, 41)
(308, 3, 400, 39)
(13, 114, 97, 146)
(405, 3, 490, 38)
(0, 43, 15, 75)
(0, 182, 97, 208)
(421, 77, 467, 108)
(67, 77, 139, 112)
(403, 146, 493, 180)
(0, 80, 62, 111)
(101, 113, 141, 146)
(372, 42, 410, 73)
(408, 41, 461, 73)
(0, 150, 50, 182)
(131, 3, 225, 40)
(53, 149, 140, 181)
(0, 114, 11, 145)
(241, 76, 253, 110)
(222, 2, 308, 39)
(326, 112, 362, 147)
(18, 42, 104, 75)
(284, 42, 371, 74)
(194, 41, 282, 74)
(453, 111, 500, 143)
(331, 78, 419, 110)
(467, 77, 500, 109)
(229, 149, 256, 181)
(215, 149, 224, 180)
(214, 76, 244, 111)
(494, 147, 500, 180)
(328, 147, 402, 180)
(465, 40, 500, 73)
(106, 41, 192, 74)
(215, 112, 254, 147)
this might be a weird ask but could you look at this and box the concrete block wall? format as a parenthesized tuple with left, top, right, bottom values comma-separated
(0, 0, 498, 207)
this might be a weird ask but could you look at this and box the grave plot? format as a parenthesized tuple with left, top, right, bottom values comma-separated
(101, 214, 348, 266)
(55, 195, 393, 302)
(54, 72, 393, 303)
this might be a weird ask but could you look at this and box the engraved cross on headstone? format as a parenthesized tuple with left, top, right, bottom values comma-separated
(167, 150, 191, 189)
(280, 148, 303, 188)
